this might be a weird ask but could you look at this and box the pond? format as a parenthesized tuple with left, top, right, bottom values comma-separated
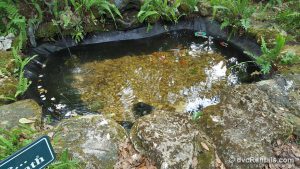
(29, 30, 260, 123)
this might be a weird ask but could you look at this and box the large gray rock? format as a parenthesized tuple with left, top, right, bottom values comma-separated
(200, 77, 295, 169)
(257, 74, 300, 136)
(130, 110, 217, 169)
(0, 99, 42, 129)
(51, 115, 127, 169)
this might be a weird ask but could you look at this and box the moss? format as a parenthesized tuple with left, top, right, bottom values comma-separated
(0, 51, 15, 74)
(247, 27, 283, 45)
(35, 22, 59, 39)
(197, 149, 214, 169)
(35, 21, 110, 39)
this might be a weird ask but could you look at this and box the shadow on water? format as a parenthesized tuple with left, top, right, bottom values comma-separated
(27, 30, 261, 124)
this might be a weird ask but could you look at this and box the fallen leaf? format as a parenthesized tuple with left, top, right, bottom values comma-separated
(19, 118, 35, 124)
(201, 142, 210, 151)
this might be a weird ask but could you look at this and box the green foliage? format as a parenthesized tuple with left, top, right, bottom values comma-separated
(138, 0, 182, 25)
(280, 51, 300, 65)
(12, 48, 36, 98)
(0, 1, 27, 49)
(51, 0, 121, 43)
(70, 0, 122, 23)
(0, 125, 35, 160)
(245, 34, 286, 74)
(48, 149, 80, 169)
(210, 0, 255, 32)
(268, 0, 282, 6)
(275, 2, 300, 38)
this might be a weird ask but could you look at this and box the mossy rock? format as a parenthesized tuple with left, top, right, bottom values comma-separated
(199, 81, 294, 169)
(0, 51, 15, 74)
(0, 99, 42, 129)
(50, 115, 127, 169)
(0, 77, 17, 105)
(130, 110, 217, 169)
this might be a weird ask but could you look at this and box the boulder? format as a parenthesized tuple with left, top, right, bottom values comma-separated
(130, 110, 218, 169)
(51, 115, 127, 169)
(199, 77, 295, 169)
(0, 99, 42, 129)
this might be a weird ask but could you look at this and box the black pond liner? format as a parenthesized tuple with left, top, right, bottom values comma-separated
(24, 17, 262, 122)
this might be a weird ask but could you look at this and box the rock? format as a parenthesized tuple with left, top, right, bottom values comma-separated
(51, 115, 127, 169)
(257, 75, 300, 137)
(0, 99, 42, 129)
(0, 33, 15, 51)
(0, 76, 17, 105)
(111, 0, 140, 11)
(199, 80, 294, 169)
(197, 1, 212, 17)
(130, 110, 217, 169)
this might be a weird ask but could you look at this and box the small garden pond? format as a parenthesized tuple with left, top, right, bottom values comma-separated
(30, 30, 260, 123)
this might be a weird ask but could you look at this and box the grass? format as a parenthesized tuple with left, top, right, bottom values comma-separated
(47, 149, 81, 169)
(0, 124, 35, 160)
(0, 125, 80, 168)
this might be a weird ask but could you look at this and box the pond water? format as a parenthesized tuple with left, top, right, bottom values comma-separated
(35, 30, 259, 122)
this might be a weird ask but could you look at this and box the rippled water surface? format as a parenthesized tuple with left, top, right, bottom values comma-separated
(37, 30, 258, 121)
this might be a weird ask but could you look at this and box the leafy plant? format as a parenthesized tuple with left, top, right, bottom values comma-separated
(210, 0, 255, 32)
(0, 1, 27, 49)
(138, 0, 182, 26)
(0, 125, 35, 160)
(275, 3, 300, 39)
(280, 51, 299, 65)
(12, 48, 36, 98)
(48, 149, 80, 169)
(70, 0, 122, 23)
(245, 34, 286, 74)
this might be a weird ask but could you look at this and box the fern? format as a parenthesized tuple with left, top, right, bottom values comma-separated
(12, 48, 37, 98)
(0, 1, 27, 49)
(244, 34, 286, 74)
(210, 0, 254, 33)
(138, 0, 182, 25)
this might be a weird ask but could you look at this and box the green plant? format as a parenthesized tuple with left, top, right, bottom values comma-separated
(0, 125, 35, 160)
(275, 3, 300, 38)
(0, 1, 27, 49)
(48, 149, 80, 169)
(70, 0, 122, 23)
(12, 48, 36, 98)
(138, 0, 182, 27)
(210, 0, 255, 32)
(280, 51, 299, 65)
(245, 34, 286, 74)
